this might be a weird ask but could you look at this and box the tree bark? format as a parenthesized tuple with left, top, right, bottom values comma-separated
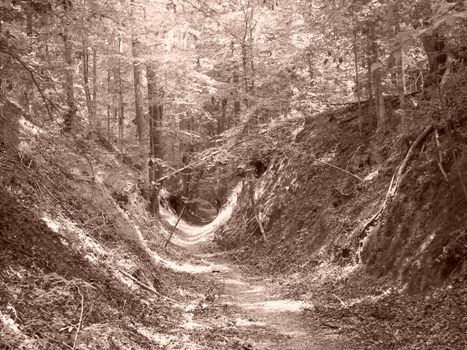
(218, 98, 227, 134)
(107, 65, 112, 141)
(233, 70, 241, 125)
(63, 29, 76, 132)
(353, 32, 363, 134)
(82, 37, 93, 129)
(366, 33, 374, 130)
(91, 47, 98, 128)
(132, 36, 145, 150)
(369, 23, 385, 131)
(117, 36, 124, 155)
(25, 0, 34, 115)
(147, 62, 164, 215)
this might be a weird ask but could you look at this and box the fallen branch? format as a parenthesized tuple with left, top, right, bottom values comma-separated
(311, 155, 363, 182)
(154, 163, 192, 184)
(119, 269, 177, 303)
(72, 287, 84, 350)
(332, 294, 347, 308)
(346, 145, 362, 170)
(165, 203, 187, 248)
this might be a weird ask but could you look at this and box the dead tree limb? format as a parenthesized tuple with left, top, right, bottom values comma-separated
(72, 287, 84, 350)
(119, 269, 177, 303)
(165, 203, 187, 248)
(311, 156, 363, 182)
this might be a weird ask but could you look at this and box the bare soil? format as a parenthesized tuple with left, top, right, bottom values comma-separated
(163, 206, 354, 350)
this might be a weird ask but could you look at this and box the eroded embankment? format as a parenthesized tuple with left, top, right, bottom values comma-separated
(213, 94, 467, 349)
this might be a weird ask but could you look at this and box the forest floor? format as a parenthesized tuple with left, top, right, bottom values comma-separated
(161, 202, 354, 350)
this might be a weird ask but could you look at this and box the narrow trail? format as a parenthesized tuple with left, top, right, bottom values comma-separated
(161, 187, 350, 350)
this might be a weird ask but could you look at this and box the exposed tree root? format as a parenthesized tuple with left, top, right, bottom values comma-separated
(72, 287, 84, 350)
(358, 125, 434, 238)
(254, 211, 267, 242)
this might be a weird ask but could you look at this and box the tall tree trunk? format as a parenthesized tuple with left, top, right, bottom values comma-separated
(233, 70, 241, 125)
(353, 32, 363, 134)
(132, 36, 145, 151)
(25, 0, 34, 115)
(63, 29, 76, 132)
(91, 47, 98, 128)
(117, 37, 124, 155)
(131, 0, 145, 154)
(248, 6, 255, 95)
(241, 43, 249, 107)
(369, 23, 385, 131)
(147, 63, 163, 215)
(366, 34, 374, 130)
(82, 37, 93, 129)
(218, 98, 227, 134)
(107, 65, 112, 141)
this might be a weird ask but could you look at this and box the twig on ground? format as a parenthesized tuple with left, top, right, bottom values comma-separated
(332, 294, 347, 308)
(119, 269, 177, 303)
(311, 155, 363, 182)
(346, 145, 362, 170)
(72, 286, 84, 350)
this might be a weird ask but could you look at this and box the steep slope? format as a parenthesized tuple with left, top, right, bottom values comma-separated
(215, 74, 467, 349)
(0, 98, 226, 349)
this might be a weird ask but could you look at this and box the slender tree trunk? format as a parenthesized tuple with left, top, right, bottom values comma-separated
(248, 9, 255, 95)
(63, 29, 76, 132)
(132, 36, 145, 150)
(107, 66, 112, 141)
(366, 34, 374, 130)
(233, 70, 241, 125)
(25, 0, 34, 115)
(91, 47, 98, 127)
(147, 63, 163, 215)
(353, 32, 363, 134)
(218, 98, 227, 134)
(117, 37, 124, 155)
(241, 43, 249, 107)
(369, 23, 385, 131)
(131, 0, 145, 155)
(82, 37, 93, 129)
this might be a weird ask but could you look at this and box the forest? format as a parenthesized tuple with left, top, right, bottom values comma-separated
(1, 0, 467, 349)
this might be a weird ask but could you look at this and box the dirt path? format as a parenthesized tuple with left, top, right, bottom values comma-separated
(192, 250, 347, 350)
(161, 191, 350, 350)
